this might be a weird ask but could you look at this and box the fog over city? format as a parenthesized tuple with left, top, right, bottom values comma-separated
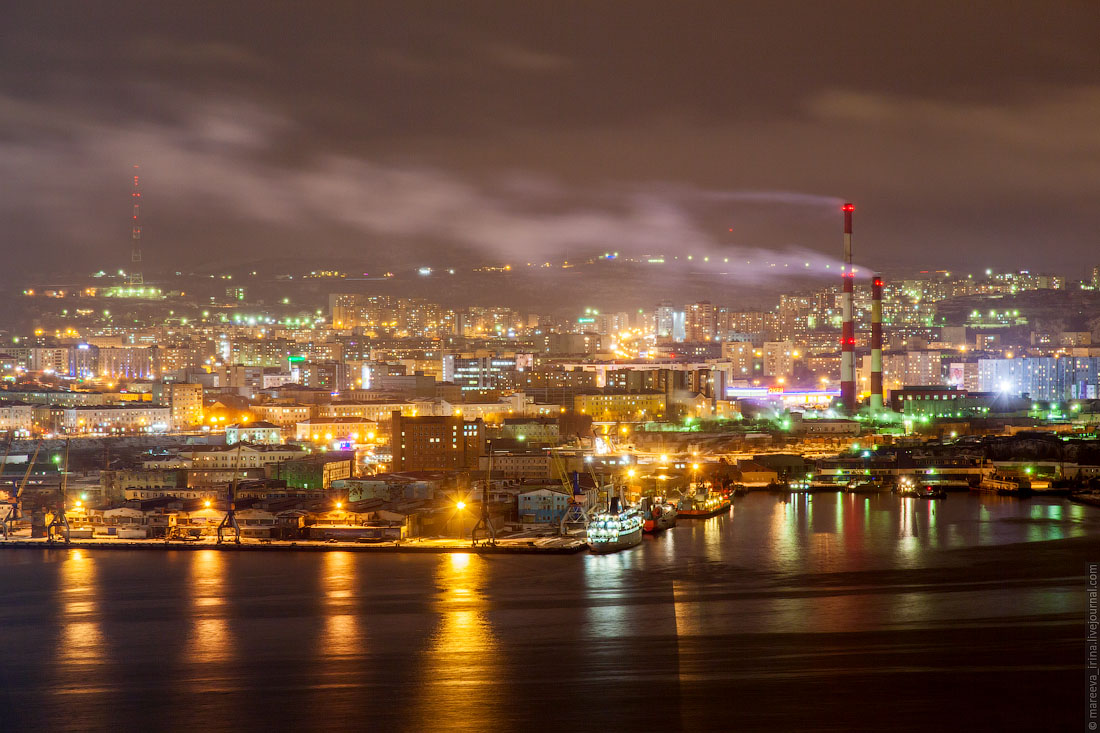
(3, 3, 1099, 277)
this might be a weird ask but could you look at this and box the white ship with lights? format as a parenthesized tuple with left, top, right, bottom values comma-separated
(586, 496, 644, 554)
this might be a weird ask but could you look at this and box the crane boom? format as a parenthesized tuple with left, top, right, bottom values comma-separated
(15, 440, 43, 506)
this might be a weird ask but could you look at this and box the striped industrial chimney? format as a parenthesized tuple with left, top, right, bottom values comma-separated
(840, 203, 856, 414)
(870, 274, 884, 411)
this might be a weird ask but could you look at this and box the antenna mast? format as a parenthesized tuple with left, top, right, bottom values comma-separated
(130, 165, 144, 286)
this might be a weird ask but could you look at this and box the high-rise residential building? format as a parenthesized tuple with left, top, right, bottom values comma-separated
(391, 412, 484, 472)
(762, 341, 794, 378)
(904, 350, 944, 386)
(442, 354, 519, 391)
(299, 361, 347, 391)
(655, 301, 683, 340)
(537, 333, 602, 356)
(1092, 264, 1100, 290)
(458, 306, 522, 337)
(151, 382, 204, 430)
(721, 341, 756, 378)
(978, 356, 1100, 400)
(724, 311, 777, 342)
(685, 301, 717, 342)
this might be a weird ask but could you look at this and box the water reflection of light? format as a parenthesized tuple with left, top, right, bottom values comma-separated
(896, 498, 919, 563)
(58, 549, 104, 666)
(322, 551, 360, 657)
(769, 499, 796, 571)
(189, 550, 230, 665)
(583, 551, 636, 634)
(412, 553, 499, 730)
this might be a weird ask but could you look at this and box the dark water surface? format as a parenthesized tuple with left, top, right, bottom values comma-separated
(1, 493, 1095, 732)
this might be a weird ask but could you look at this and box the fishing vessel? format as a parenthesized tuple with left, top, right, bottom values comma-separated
(640, 496, 677, 533)
(897, 477, 946, 499)
(676, 487, 730, 518)
(586, 497, 644, 554)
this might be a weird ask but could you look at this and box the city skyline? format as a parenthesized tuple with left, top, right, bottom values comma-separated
(1, 6, 1097, 731)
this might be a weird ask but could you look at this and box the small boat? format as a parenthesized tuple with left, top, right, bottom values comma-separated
(844, 479, 889, 493)
(586, 497, 644, 554)
(897, 477, 946, 499)
(790, 480, 839, 493)
(641, 496, 677, 533)
(676, 488, 731, 519)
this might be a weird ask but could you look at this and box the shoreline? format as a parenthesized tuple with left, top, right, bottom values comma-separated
(0, 537, 587, 555)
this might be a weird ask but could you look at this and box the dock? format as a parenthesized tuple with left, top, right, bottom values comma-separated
(0, 536, 588, 555)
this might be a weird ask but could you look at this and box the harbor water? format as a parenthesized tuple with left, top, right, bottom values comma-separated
(1, 492, 1094, 731)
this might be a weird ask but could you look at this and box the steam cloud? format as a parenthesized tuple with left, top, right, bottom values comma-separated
(0, 98, 851, 280)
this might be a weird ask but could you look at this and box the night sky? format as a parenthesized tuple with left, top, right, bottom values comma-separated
(2, 2, 1099, 283)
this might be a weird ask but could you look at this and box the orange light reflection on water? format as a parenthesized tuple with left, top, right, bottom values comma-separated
(411, 553, 499, 731)
(322, 551, 361, 658)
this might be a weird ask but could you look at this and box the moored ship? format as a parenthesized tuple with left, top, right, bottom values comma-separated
(676, 487, 730, 519)
(897, 477, 946, 499)
(586, 497, 644, 554)
(641, 496, 677, 533)
(974, 473, 1032, 496)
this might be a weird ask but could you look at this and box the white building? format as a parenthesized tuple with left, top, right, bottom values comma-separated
(61, 405, 172, 434)
(0, 402, 33, 434)
(226, 421, 283, 445)
(295, 417, 377, 444)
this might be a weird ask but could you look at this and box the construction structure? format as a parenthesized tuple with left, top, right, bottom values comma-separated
(840, 203, 857, 414)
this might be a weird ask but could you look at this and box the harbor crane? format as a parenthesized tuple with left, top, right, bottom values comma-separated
(1, 439, 42, 540)
(45, 440, 71, 544)
(217, 441, 243, 544)
(471, 441, 496, 547)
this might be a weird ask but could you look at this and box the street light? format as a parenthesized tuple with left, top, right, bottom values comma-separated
(456, 501, 466, 511)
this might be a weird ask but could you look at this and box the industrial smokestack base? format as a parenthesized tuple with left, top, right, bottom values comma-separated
(870, 274, 884, 411)
(840, 203, 856, 414)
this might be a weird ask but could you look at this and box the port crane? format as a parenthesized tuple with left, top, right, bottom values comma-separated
(1, 439, 43, 539)
(216, 441, 243, 544)
(471, 440, 496, 547)
(45, 440, 71, 544)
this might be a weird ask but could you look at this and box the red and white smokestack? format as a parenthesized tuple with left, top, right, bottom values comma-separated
(870, 274, 884, 411)
(840, 203, 856, 414)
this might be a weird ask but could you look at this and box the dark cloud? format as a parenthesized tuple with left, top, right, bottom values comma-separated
(1, 1, 1098, 288)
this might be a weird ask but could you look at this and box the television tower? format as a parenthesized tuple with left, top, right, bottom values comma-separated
(129, 165, 143, 286)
